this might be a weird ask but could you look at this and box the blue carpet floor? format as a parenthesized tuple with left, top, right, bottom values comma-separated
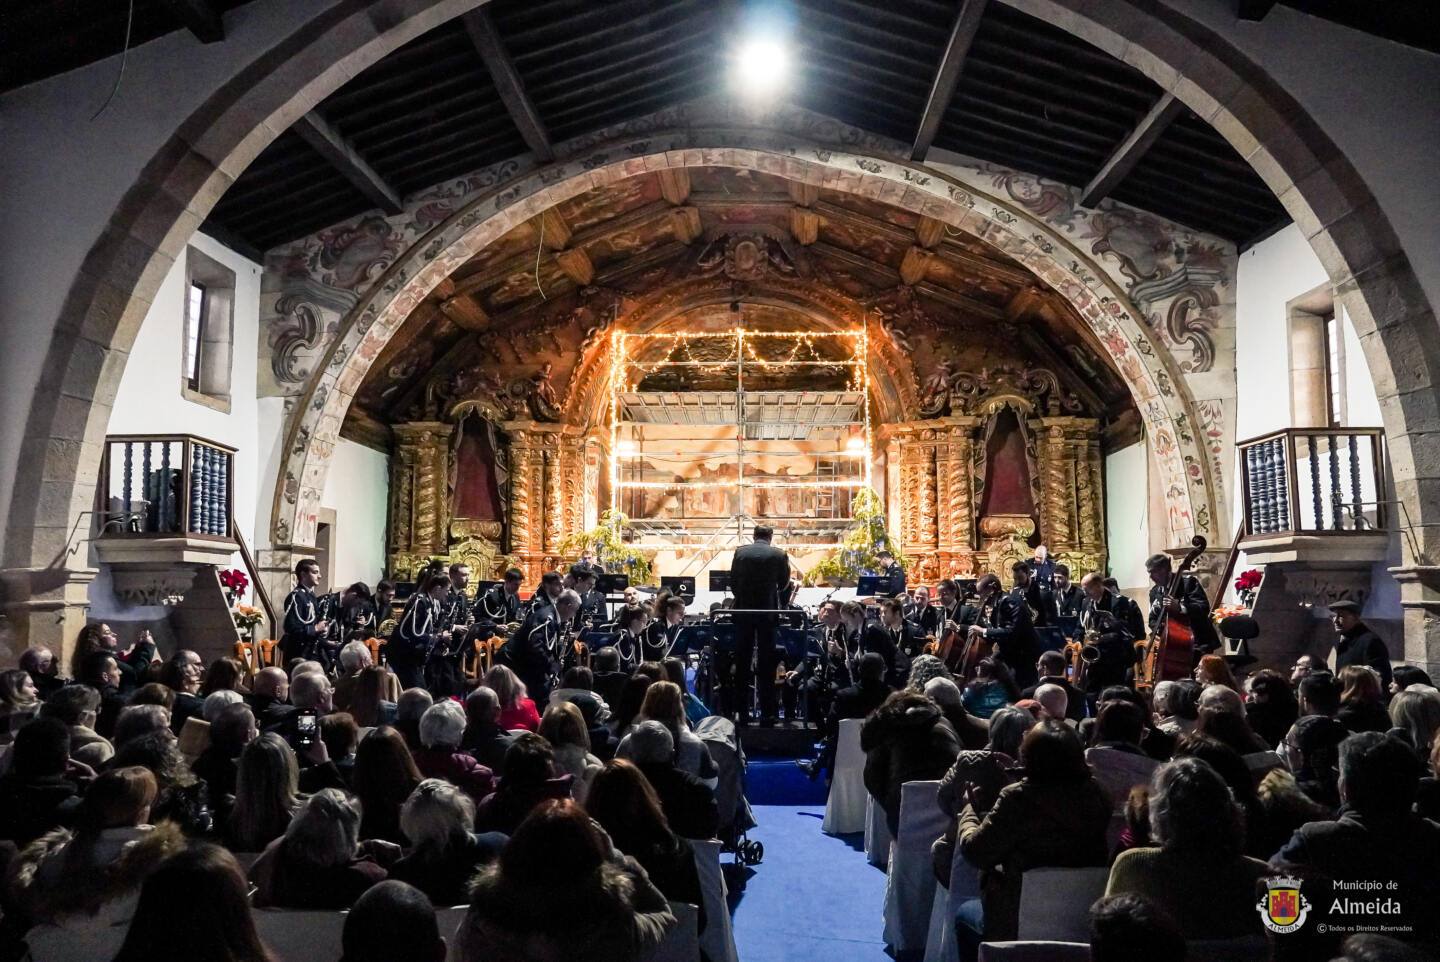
(730, 759, 893, 962)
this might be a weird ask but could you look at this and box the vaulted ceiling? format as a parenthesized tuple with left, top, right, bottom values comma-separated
(345, 165, 1139, 447)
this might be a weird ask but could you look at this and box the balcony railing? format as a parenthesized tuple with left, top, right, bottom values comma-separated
(1239, 428, 1385, 537)
(98, 434, 236, 541)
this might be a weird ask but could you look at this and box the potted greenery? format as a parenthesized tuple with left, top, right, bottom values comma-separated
(809, 488, 906, 586)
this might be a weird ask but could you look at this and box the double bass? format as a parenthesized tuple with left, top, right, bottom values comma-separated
(1139, 535, 1208, 690)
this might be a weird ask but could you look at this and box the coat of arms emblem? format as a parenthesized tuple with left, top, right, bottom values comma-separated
(1256, 876, 1311, 934)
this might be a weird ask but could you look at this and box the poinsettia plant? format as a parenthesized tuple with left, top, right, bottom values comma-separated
(219, 568, 249, 599)
(1234, 568, 1263, 607)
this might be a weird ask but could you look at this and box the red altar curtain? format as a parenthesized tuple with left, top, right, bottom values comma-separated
(452, 415, 502, 521)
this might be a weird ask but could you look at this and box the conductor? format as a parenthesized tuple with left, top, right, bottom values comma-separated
(729, 524, 791, 727)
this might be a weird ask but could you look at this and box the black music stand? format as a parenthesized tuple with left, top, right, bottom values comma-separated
(708, 570, 733, 594)
(855, 574, 883, 597)
(598, 573, 630, 595)
(660, 575, 696, 601)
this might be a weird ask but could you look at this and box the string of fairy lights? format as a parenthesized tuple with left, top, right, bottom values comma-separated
(607, 324, 873, 552)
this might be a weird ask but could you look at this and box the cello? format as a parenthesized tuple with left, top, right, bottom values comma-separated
(1139, 535, 1208, 690)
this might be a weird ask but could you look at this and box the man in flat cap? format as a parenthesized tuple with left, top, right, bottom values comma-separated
(1329, 600, 1392, 690)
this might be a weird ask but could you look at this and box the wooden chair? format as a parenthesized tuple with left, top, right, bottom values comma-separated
(364, 634, 386, 667)
(256, 638, 279, 668)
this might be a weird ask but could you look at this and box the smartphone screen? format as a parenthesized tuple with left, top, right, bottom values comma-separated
(296, 711, 317, 746)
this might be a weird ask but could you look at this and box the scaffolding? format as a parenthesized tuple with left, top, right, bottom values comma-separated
(609, 327, 872, 562)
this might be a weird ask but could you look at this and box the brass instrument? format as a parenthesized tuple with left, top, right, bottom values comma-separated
(1065, 627, 1102, 690)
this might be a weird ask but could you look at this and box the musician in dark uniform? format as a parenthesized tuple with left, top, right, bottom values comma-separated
(846, 600, 898, 681)
(423, 563, 475, 695)
(969, 573, 1041, 688)
(389, 573, 451, 690)
(906, 585, 932, 629)
(877, 597, 923, 661)
(644, 596, 686, 662)
(873, 550, 906, 598)
(1011, 560, 1057, 628)
(1053, 564, 1086, 619)
(924, 579, 980, 638)
(565, 563, 607, 627)
(786, 600, 849, 728)
(614, 604, 651, 671)
(1078, 572, 1139, 692)
(478, 567, 524, 625)
(281, 558, 331, 666)
(336, 582, 378, 640)
(729, 524, 791, 726)
(1145, 553, 1220, 657)
(505, 588, 582, 702)
(529, 571, 564, 623)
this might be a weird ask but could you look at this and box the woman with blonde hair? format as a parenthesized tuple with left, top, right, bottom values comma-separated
(1192, 653, 1239, 692)
(251, 788, 391, 909)
(1390, 685, 1440, 760)
(390, 778, 506, 905)
(483, 664, 540, 732)
(348, 665, 398, 728)
(227, 733, 302, 852)
(618, 681, 716, 781)
(539, 701, 603, 802)
(1337, 665, 1391, 733)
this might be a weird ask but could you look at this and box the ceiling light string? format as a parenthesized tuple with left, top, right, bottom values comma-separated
(91, 0, 136, 120)
(533, 216, 548, 301)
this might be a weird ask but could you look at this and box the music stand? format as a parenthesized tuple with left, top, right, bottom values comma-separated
(598, 572, 630, 595)
(660, 575, 696, 601)
(708, 570, 732, 593)
(855, 574, 883, 597)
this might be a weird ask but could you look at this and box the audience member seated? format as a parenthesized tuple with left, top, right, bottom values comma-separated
(340, 880, 447, 962)
(1193, 653, 1240, 691)
(18, 645, 64, 701)
(862, 690, 961, 835)
(540, 701, 603, 803)
(394, 688, 433, 754)
(159, 650, 207, 733)
(484, 665, 541, 732)
(1086, 700, 1161, 808)
(925, 676, 989, 749)
(1338, 665, 1393, 733)
(619, 681, 717, 782)
(1019, 650, 1086, 722)
(1273, 732, 1440, 949)
(413, 700, 494, 803)
(250, 788, 395, 909)
(1245, 668, 1300, 748)
(352, 725, 423, 845)
(1280, 714, 1348, 809)
(1170, 733, 1269, 857)
(575, 686, 620, 761)
(1106, 757, 1268, 939)
(1088, 893, 1186, 962)
(1087, 685, 1176, 761)
(933, 704, 1033, 882)
(905, 654, 953, 693)
(662, 657, 712, 727)
(586, 759, 706, 933)
(0, 669, 39, 744)
(78, 649, 129, 739)
(111, 842, 273, 962)
(112, 703, 172, 750)
(622, 720, 719, 840)
(797, 651, 893, 781)
(201, 657, 248, 697)
(1150, 680, 1196, 737)
(111, 728, 214, 836)
(276, 671, 336, 752)
(1388, 685, 1440, 761)
(247, 667, 296, 730)
(129, 682, 176, 713)
(958, 720, 1111, 941)
(475, 733, 571, 835)
(226, 733, 303, 852)
(460, 686, 516, 771)
(389, 778, 506, 905)
(37, 684, 113, 769)
(590, 646, 630, 711)
(1390, 665, 1434, 697)
(1033, 682, 1073, 724)
(550, 665, 608, 723)
(454, 799, 674, 962)
(193, 702, 257, 804)
(1194, 703, 1271, 755)
(961, 656, 1018, 719)
(333, 641, 374, 711)
(321, 712, 361, 778)
(0, 718, 86, 846)
(610, 674, 654, 737)
(347, 666, 399, 728)
(8, 767, 184, 955)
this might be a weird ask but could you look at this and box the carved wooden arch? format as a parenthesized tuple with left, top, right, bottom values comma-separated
(270, 138, 1223, 551)
(559, 276, 922, 430)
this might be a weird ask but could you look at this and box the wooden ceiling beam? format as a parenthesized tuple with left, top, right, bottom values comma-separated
(812, 241, 1006, 322)
(462, 8, 554, 162)
(911, 0, 989, 161)
(1079, 92, 1186, 209)
(915, 216, 947, 249)
(1012, 324, 1109, 415)
(899, 246, 934, 286)
(657, 169, 692, 205)
(292, 111, 403, 216)
(160, 0, 224, 43)
(555, 248, 595, 286)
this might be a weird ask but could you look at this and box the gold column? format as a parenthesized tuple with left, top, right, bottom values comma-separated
(543, 446, 564, 558)
(937, 419, 978, 575)
(506, 427, 542, 582)
(1032, 417, 1106, 575)
(389, 422, 451, 577)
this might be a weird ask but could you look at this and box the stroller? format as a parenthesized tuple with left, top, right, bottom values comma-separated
(693, 715, 763, 867)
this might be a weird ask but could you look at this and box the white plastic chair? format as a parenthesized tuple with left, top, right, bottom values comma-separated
(642, 902, 701, 962)
(253, 908, 347, 962)
(821, 717, 867, 835)
(1014, 867, 1111, 943)
(882, 779, 948, 954)
(690, 839, 739, 962)
(864, 793, 892, 868)
(978, 940, 1090, 961)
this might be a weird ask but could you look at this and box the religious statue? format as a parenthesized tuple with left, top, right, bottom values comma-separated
(525, 362, 560, 422)
(919, 360, 956, 418)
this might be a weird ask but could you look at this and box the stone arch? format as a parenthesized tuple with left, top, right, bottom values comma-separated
(557, 278, 924, 431)
(272, 140, 1220, 550)
(7, 0, 1438, 655)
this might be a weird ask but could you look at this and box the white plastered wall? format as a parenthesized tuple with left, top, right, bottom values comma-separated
(319, 440, 390, 589)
